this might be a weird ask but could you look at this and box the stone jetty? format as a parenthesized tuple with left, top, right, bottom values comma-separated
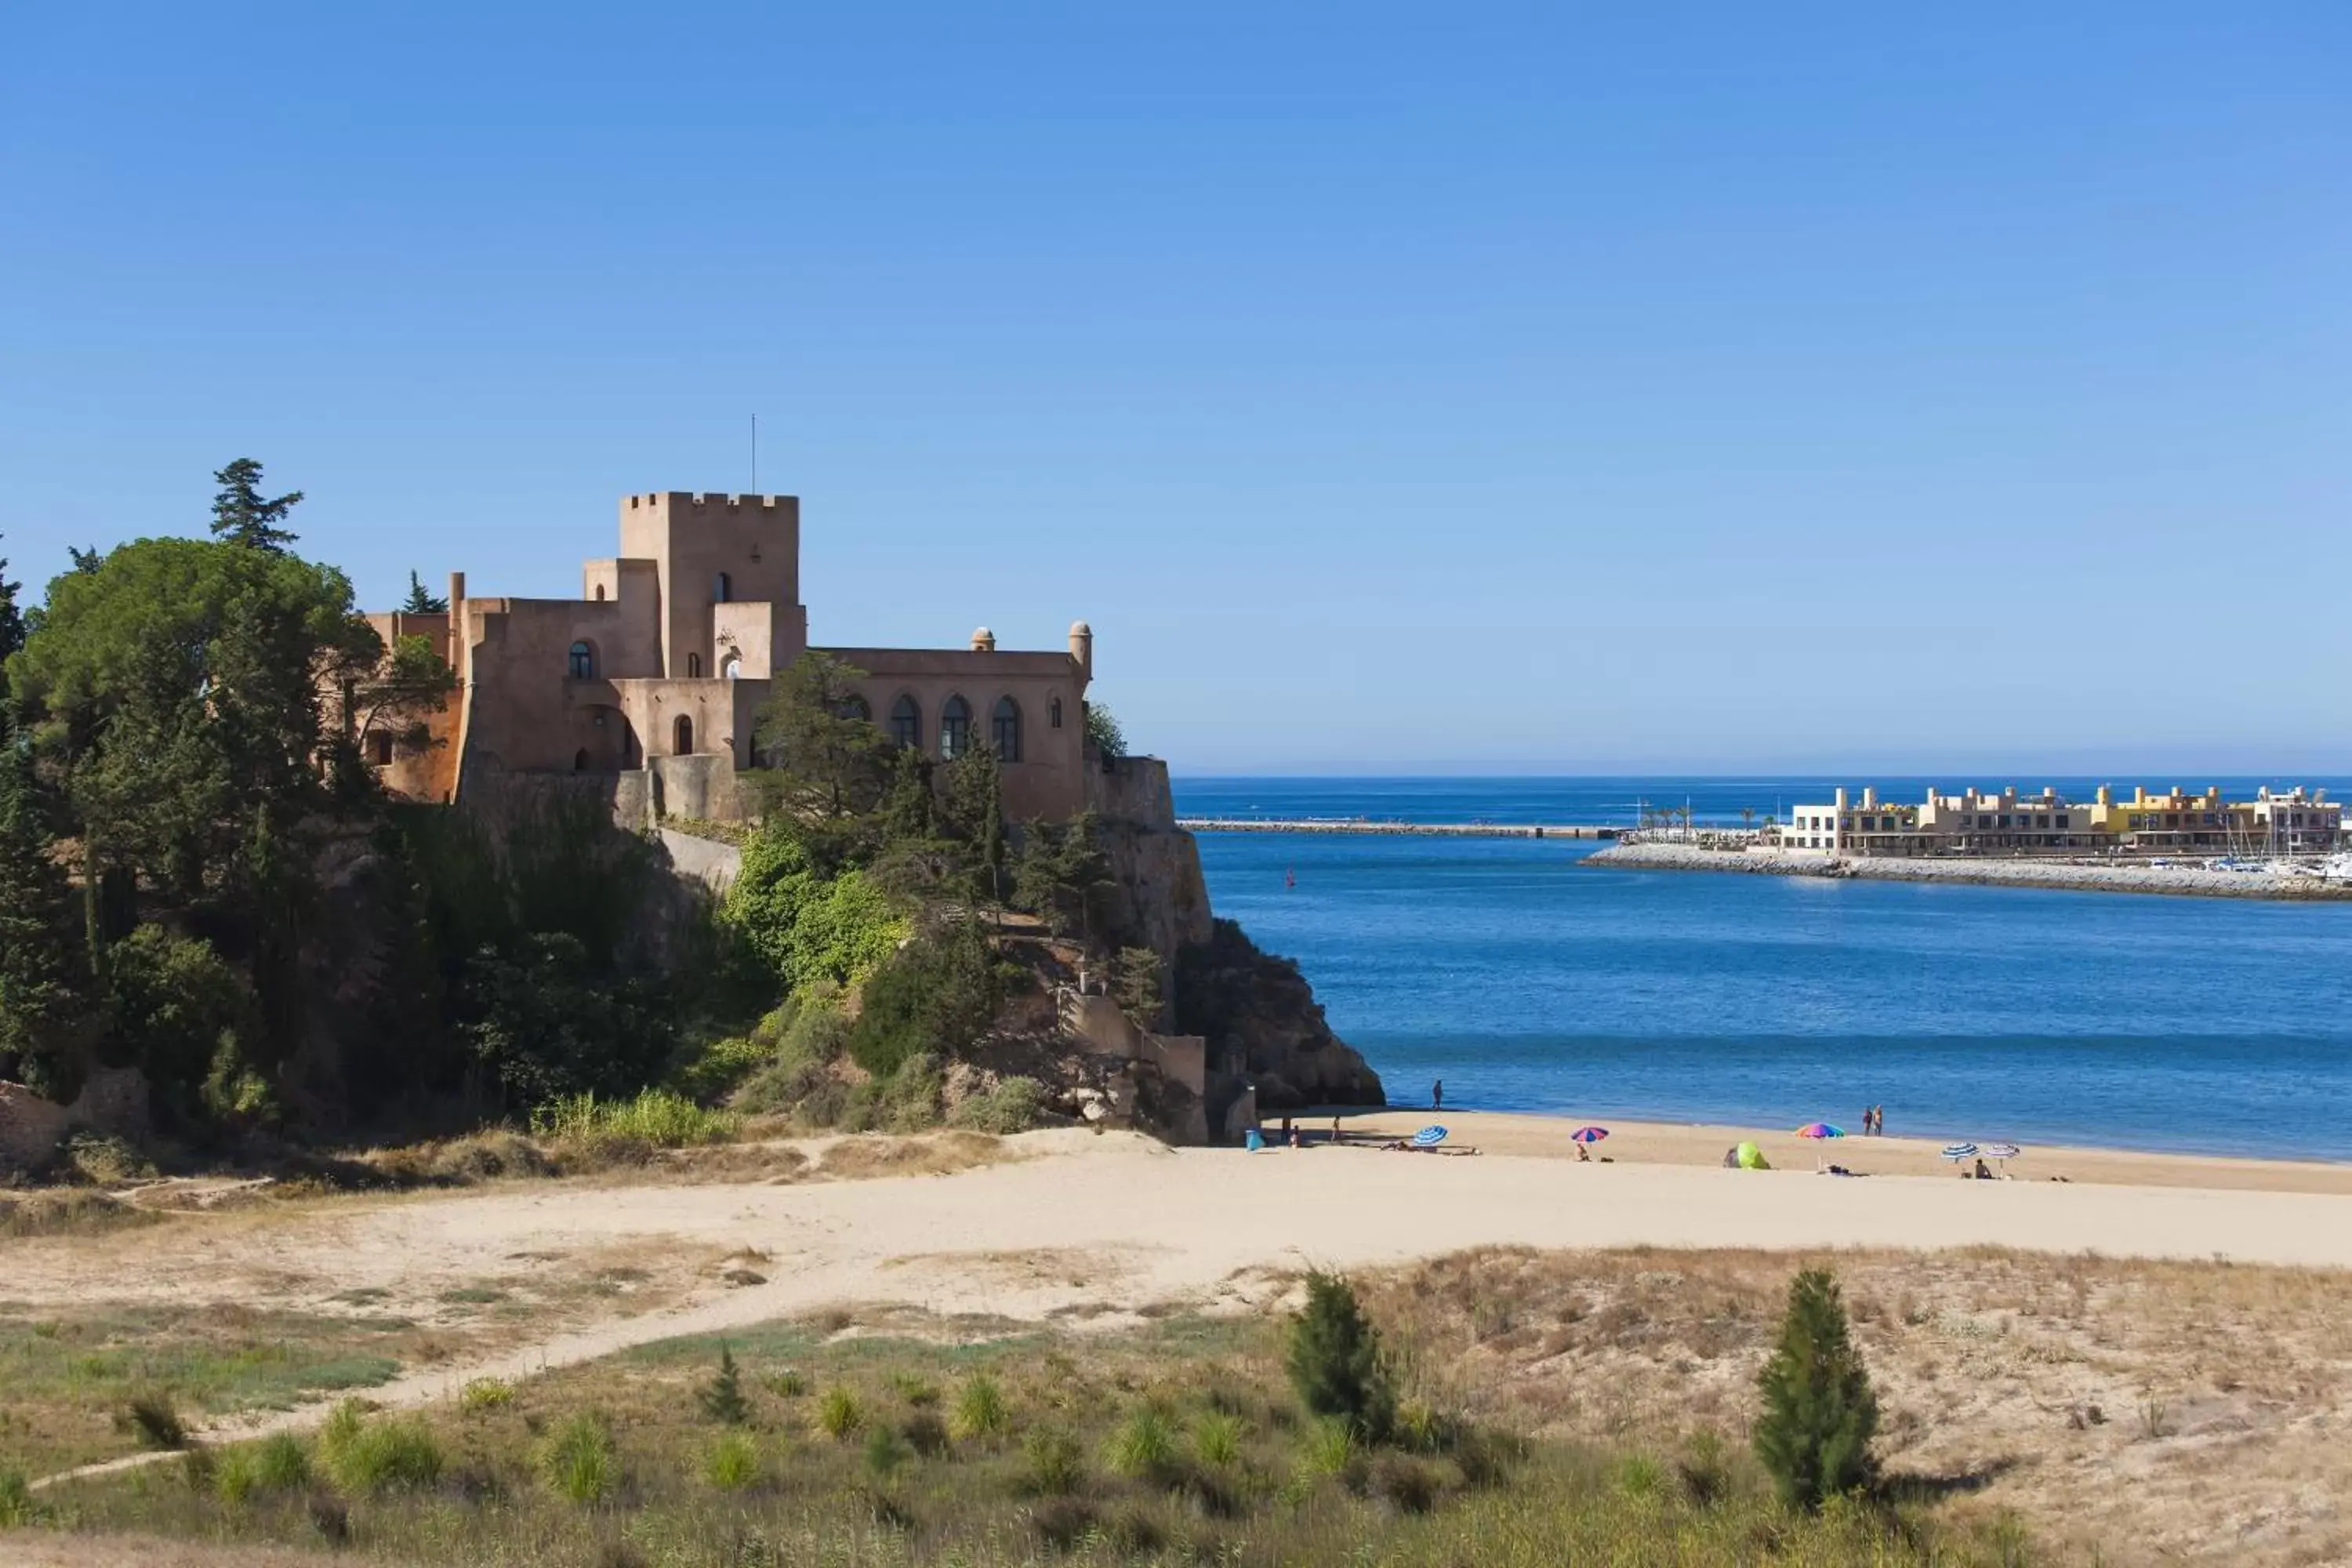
(1588, 840, 2352, 901)
(1178, 818, 1618, 840)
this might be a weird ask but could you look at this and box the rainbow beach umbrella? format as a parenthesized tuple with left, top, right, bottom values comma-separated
(1569, 1126, 1610, 1145)
(1793, 1122, 1845, 1139)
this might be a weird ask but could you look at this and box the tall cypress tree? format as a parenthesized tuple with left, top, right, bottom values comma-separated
(0, 742, 82, 1097)
(209, 459, 303, 551)
(1753, 1268, 1880, 1512)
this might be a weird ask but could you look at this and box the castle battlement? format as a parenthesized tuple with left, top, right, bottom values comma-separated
(627, 491, 796, 510)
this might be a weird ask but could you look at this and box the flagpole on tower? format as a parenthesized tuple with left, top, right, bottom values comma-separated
(751, 413, 759, 493)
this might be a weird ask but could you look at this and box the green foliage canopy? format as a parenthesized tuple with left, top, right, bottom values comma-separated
(724, 826, 907, 996)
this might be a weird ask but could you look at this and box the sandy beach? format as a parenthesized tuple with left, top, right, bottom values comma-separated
(15, 1120, 2352, 1487)
(1317, 1105, 2352, 1194)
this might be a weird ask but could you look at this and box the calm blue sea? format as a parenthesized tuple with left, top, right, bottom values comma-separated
(1175, 777, 2352, 1161)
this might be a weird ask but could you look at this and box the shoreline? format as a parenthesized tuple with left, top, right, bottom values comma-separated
(1310, 1105, 2352, 1195)
(1586, 839, 2352, 901)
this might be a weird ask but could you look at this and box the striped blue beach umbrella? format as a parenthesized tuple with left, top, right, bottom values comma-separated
(1410, 1125, 1449, 1149)
(1941, 1142, 1979, 1162)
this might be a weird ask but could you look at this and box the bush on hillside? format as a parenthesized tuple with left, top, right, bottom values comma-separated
(844, 919, 1000, 1079)
(530, 1088, 739, 1158)
(947, 1075, 1044, 1134)
(1753, 1268, 1879, 1512)
(725, 827, 906, 994)
(1287, 1271, 1396, 1443)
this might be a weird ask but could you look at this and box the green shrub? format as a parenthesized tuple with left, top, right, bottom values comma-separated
(951, 1372, 1010, 1440)
(531, 1088, 739, 1156)
(668, 1033, 770, 1102)
(1370, 1453, 1439, 1514)
(0, 1467, 38, 1526)
(845, 919, 1000, 1079)
(1022, 1428, 1086, 1496)
(252, 1432, 310, 1490)
(1617, 1453, 1665, 1499)
(1286, 1271, 1396, 1443)
(213, 1446, 260, 1506)
(888, 1371, 940, 1407)
(1754, 1268, 1879, 1512)
(818, 1387, 863, 1440)
(1299, 1416, 1357, 1477)
(902, 1410, 950, 1457)
(862, 1422, 912, 1481)
(118, 1390, 189, 1450)
(764, 1368, 809, 1399)
(1104, 1406, 1177, 1479)
(705, 1431, 760, 1491)
(60, 1131, 155, 1185)
(460, 1377, 514, 1414)
(731, 1000, 851, 1116)
(539, 1412, 619, 1504)
(699, 1345, 752, 1425)
(726, 828, 908, 993)
(320, 1410, 442, 1494)
(1191, 1410, 1244, 1468)
(948, 1075, 1044, 1134)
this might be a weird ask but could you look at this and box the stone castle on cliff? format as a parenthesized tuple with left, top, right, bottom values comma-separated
(362, 490, 1095, 822)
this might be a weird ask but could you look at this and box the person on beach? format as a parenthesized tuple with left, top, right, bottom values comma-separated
(1432, 1079, 1443, 1111)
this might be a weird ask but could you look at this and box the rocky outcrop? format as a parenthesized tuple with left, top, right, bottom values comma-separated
(0, 1068, 151, 1173)
(1091, 757, 1385, 1121)
(1175, 917, 1385, 1111)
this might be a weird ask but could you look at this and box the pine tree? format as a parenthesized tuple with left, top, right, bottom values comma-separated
(1285, 1271, 1396, 1442)
(1752, 1268, 1879, 1512)
(209, 459, 303, 551)
(0, 743, 82, 1095)
(401, 571, 448, 614)
(0, 532, 23, 671)
(699, 1345, 751, 1425)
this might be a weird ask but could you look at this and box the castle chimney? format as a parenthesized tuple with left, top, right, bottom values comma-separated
(1069, 620, 1094, 680)
(971, 627, 996, 652)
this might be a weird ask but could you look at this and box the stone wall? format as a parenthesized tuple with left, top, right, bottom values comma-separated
(0, 1068, 152, 1171)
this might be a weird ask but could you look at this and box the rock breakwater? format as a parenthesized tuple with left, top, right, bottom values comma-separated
(1588, 841, 2352, 901)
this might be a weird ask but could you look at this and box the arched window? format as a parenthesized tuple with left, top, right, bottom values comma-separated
(688, 652, 702, 678)
(573, 748, 590, 773)
(568, 641, 595, 679)
(593, 584, 607, 601)
(888, 695, 920, 749)
(939, 695, 972, 760)
(713, 572, 731, 604)
(673, 715, 695, 755)
(992, 696, 1022, 762)
(721, 652, 742, 681)
(371, 731, 395, 766)
(1050, 697, 1064, 730)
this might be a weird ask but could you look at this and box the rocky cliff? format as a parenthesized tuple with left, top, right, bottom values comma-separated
(1088, 758, 1385, 1120)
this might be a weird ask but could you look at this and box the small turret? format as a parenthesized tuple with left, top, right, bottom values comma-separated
(1069, 620, 1093, 679)
(971, 627, 996, 652)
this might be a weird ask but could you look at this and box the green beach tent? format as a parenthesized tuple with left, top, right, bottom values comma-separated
(1735, 1141, 1769, 1171)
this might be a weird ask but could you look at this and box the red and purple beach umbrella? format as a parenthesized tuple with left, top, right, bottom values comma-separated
(1570, 1126, 1610, 1145)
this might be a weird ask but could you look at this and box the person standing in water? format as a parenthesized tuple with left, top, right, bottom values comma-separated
(1432, 1079, 1443, 1112)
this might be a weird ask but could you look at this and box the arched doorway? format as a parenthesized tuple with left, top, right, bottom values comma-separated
(673, 715, 695, 755)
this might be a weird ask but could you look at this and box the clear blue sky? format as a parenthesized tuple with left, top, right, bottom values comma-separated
(4, 5, 2346, 773)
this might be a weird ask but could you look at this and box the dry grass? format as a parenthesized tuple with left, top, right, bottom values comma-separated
(38, 1302, 2037, 1567)
(0, 1189, 162, 1239)
(1363, 1246, 2352, 1566)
